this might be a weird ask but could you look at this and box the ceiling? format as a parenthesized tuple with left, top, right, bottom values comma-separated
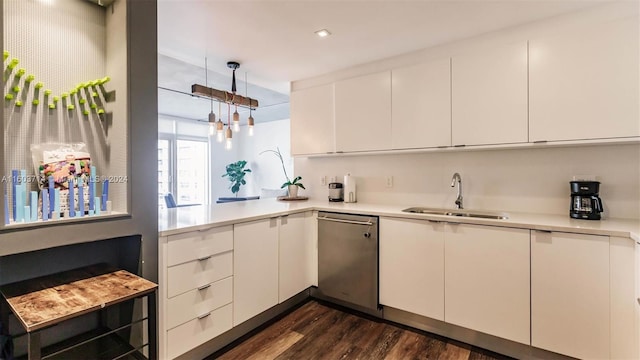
(157, 0, 604, 95)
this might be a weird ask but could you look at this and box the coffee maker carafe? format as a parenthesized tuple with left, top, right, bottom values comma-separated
(569, 181, 603, 220)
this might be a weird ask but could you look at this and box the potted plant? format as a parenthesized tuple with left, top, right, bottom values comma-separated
(260, 147, 305, 197)
(222, 160, 251, 197)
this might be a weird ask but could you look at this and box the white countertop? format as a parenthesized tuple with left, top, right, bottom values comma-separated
(159, 198, 640, 242)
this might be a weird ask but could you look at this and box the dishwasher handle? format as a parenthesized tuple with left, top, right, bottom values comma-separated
(317, 216, 374, 226)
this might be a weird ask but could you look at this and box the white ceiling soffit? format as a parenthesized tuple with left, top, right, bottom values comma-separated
(158, 0, 604, 94)
(158, 54, 290, 124)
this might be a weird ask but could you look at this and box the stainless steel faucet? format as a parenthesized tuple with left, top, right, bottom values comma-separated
(451, 173, 463, 209)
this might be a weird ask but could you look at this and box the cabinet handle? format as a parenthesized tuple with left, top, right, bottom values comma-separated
(533, 140, 548, 144)
(197, 255, 212, 262)
(197, 284, 211, 291)
(536, 230, 552, 233)
(637, 298, 639, 306)
(454, 144, 466, 147)
(428, 220, 442, 224)
(197, 312, 211, 320)
(317, 216, 373, 226)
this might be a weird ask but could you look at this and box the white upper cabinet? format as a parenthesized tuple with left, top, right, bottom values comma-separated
(451, 41, 528, 146)
(530, 17, 640, 142)
(290, 84, 335, 155)
(335, 71, 392, 152)
(391, 58, 451, 149)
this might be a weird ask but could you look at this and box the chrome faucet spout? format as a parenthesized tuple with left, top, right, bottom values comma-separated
(451, 172, 463, 209)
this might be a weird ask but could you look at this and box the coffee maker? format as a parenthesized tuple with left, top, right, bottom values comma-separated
(569, 181, 603, 220)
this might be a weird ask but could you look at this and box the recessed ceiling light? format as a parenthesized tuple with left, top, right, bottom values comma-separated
(315, 29, 331, 38)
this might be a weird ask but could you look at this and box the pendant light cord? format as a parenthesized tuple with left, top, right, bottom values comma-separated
(205, 57, 214, 112)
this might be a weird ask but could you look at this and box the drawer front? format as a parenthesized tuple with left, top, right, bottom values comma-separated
(167, 276, 233, 330)
(167, 303, 233, 360)
(168, 251, 233, 298)
(167, 225, 233, 267)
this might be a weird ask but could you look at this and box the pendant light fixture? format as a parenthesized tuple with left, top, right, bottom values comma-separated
(216, 101, 224, 143)
(191, 60, 259, 136)
(225, 103, 233, 150)
(246, 72, 254, 136)
(229, 61, 241, 133)
(205, 57, 216, 137)
(232, 105, 240, 132)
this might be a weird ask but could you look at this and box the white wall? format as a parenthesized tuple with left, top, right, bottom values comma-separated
(295, 144, 640, 220)
(211, 119, 292, 199)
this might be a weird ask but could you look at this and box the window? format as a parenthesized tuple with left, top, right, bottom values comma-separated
(158, 116, 210, 208)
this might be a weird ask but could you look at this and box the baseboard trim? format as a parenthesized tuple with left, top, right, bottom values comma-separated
(383, 305, 573, 360)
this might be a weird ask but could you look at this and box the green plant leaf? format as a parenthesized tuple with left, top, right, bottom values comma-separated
(297, 183, 306, 190)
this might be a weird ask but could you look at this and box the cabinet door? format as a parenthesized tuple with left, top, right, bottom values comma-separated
(530, 17, 639, 142)
(531, 231, 609, 359)
(233, 218, 279, 326)
(279, 212, 313, 302)
(380, 218, 444, 320)
(290, 84, 335, 155)
(335, 71, 392, 152)
(444, 224, 530, 344)
(451, 41, 528, 146)
(392, 58, 451, 149)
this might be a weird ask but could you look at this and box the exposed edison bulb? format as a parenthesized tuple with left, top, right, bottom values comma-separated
(208, 111, 216, 136)
(232, 107, 240, 132)
(247, 114, 255, 136)
(215, 119, 224, 142)
(224, 127, 233, 150)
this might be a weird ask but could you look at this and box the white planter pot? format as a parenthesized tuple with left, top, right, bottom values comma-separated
(287, 185, 299, 198)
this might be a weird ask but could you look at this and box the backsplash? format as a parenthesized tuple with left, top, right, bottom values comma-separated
(294, 143, 640, 220)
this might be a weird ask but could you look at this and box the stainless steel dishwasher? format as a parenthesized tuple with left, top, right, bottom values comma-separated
(316, 212, 380, 316)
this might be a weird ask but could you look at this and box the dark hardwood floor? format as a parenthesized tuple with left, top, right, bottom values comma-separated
(207, 300, 512, 360)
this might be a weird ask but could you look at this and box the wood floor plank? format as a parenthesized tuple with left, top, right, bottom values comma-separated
(209, 301, 509, 360)
(243, 330, 304, 360)
(276, 308, 360, 359)
(354, 323, 404, 359)
(439, 342, 472, 360)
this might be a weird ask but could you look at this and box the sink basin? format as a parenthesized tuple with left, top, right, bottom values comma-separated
(402, 207, 509, 220)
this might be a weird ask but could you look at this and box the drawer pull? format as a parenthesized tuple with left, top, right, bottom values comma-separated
(197, 312, 211, 320)
(197, 284, 211, 291)
(197, 255, 212, 262)
(428, 220, 442, 224)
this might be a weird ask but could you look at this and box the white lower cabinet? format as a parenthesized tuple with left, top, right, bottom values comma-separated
(160, 225, 235, 359)
(531, 231, 610, 359)
(167, 304, 233, 360)
(445, 224, 530, 344)
(167, 251, 233, 298)
(380, 218, 445, 320)
(380, 219, 530, 344)
(166, 276, 233, 330)
(233, 218, 280, 326)
(279, 212, 315, 303)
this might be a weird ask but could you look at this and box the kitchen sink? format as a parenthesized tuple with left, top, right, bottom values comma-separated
(402, 207, 509, 220)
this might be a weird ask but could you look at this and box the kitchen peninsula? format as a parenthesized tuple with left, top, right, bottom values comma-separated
(158, 199, 639, 360)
